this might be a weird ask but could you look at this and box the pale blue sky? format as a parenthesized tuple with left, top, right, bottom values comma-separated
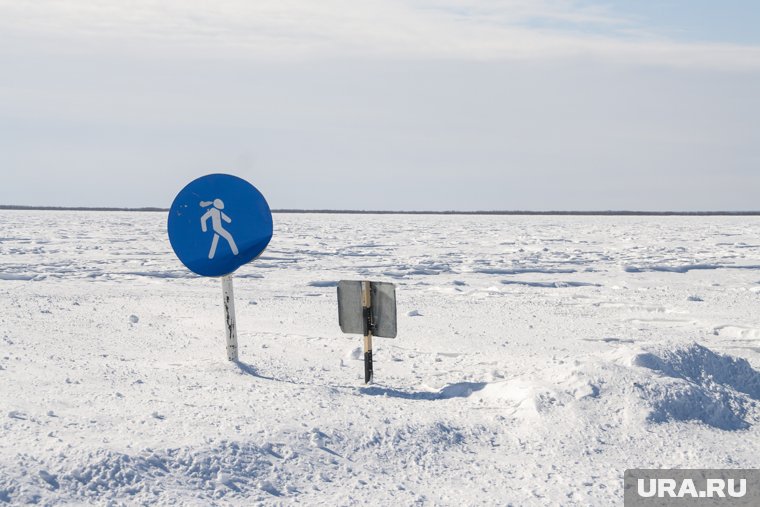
(508, 1, 760, 43)
(582, 1, 760, 44)
(0, 1, 758, 210)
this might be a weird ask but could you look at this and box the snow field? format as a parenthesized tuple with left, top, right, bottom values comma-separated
(1, 211, 760, 505)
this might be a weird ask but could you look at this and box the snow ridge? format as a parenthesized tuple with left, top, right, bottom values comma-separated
(633, 344, 760, 430)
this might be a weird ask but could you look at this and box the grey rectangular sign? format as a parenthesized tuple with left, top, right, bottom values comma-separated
(337, 280, 397, 338)
(625, 469, 760, 506)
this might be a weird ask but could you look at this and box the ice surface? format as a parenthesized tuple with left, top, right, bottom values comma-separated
(1, 212, 760, 505)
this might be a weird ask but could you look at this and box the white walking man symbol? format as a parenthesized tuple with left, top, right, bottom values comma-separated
(200, 199, 239, 259)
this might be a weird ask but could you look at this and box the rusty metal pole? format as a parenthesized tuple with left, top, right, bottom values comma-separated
(362, 281, 373, 384)
(222, 275, 238, 361)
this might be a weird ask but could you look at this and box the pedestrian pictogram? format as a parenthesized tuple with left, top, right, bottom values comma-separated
(200, 198, 239, 259)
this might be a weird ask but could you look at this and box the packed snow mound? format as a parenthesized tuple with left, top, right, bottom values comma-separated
(633, 343, 760, 398)
(632, 343, 760, 430)
(355, 421, 471, 456)
(3, 441, 295, 505)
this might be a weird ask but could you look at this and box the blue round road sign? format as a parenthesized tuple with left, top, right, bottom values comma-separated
(168, 174, 273, 277)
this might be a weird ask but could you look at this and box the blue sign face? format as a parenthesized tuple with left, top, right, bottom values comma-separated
(168, 174, 273, 277)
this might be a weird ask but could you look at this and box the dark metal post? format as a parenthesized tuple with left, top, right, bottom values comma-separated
(361, 281, 373, 384)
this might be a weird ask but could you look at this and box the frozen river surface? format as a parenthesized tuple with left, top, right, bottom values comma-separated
(1, 211, 760, 505)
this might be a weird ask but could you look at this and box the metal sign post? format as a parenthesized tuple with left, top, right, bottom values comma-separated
(222, 275, 238, 361)
(338, 280, 397, 384)
(362, 281, 373, 384)
(168, 173, 273, 362)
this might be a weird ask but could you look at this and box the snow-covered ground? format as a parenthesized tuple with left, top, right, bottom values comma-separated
(2, 211, 760, 506)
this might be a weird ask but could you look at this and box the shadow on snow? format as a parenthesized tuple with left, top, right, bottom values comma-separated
(359, 382, 488, 401)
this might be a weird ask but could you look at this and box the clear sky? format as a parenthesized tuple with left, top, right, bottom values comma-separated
(1, 0, 758, 210)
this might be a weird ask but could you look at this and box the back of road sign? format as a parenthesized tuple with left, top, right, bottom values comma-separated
(167, 174, 273, 277)
(337, 280, 397, 338)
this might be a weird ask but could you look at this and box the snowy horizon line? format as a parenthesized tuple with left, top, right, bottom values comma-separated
(2, 205, 760, 216)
